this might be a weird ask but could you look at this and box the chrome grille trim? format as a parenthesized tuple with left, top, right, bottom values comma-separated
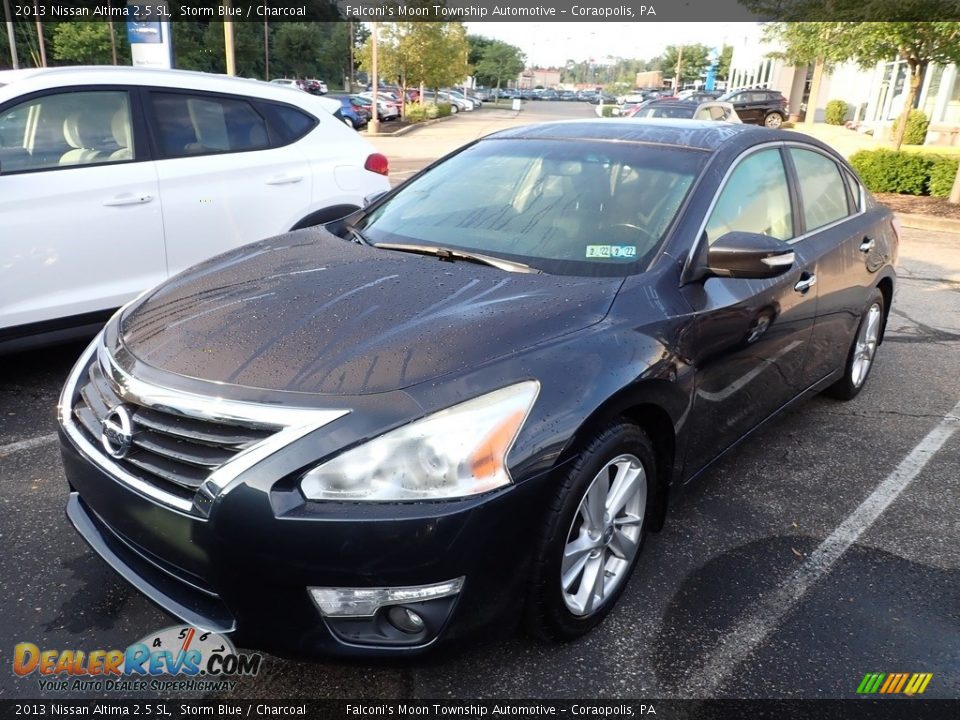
(60, 332, 350, 514)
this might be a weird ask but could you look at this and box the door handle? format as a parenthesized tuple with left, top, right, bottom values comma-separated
(794, 274, 817, 293)
(265, 174, 304, 185)
(103, 194, 153, 207)
(859, 237, 876, 253)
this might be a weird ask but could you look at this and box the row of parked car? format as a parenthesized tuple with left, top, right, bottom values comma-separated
(605, 87, 790, 129)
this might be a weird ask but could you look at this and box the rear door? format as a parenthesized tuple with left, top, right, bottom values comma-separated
(144, 89, 313, 274)
(0, 87, 164, 333)
(784, 145, 895, 382)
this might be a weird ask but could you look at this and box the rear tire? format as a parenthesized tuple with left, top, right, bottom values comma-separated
(827, 288, 885, 401)
(526, 422, 654, 641)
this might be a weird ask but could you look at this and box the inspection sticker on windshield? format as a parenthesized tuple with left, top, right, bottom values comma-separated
(586, 245, 637, 259)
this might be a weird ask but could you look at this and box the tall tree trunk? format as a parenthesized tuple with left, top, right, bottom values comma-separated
(891, 59, 923, 151)
(804, 57, 825, 125)
(3, 0, 19, 69)
(108, 21, 117, 65)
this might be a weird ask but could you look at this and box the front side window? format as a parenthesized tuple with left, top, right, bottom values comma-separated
(0, 90, 133, 174)
(359, 138, 707, 276)
(790, 148, 850, 231)
(150, 92, 269, 158)
(705, 148, 794, 244)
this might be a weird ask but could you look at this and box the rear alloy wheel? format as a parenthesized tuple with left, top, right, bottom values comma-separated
(764, 112, 784, 129)
(828, 288, 885, 400)
(343, 117, 354, 129)
(526, 423, 653, 640)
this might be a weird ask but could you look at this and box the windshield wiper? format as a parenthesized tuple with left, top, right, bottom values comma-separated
(373, 242, 541, 274)
(346, 225, 372, 246)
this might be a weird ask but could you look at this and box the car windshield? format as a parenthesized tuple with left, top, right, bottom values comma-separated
(357, 138, 707, 276)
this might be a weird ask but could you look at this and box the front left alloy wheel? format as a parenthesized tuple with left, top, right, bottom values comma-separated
(526, 422, 653, 640)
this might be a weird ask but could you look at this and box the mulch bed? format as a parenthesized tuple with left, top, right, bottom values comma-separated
(875, 192, 960, 220)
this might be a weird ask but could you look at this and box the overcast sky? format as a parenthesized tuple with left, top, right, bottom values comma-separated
(463, 22, 761, 67)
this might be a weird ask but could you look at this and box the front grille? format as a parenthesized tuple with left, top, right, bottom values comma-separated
(72, 359, 273, 504)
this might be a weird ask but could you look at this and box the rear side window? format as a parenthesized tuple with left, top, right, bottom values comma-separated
(844, 168, 863, 212)
(0, 90, 134, 173)
(255, 101, 317, 145)
(790, 148, 850, 231)
(705, 148, 794, 243)
(149, 92, 269, 159)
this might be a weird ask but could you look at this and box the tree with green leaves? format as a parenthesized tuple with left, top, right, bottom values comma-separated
(360, 22, 469, 104)
(661, 44, 711, 87)
(716, 46, 733, 82)
(474, 39, 525, 92)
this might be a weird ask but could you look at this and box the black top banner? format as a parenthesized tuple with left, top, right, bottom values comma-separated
(5, 0, 960, 22)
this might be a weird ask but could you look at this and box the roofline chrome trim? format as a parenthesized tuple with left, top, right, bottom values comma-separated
(680, 140, 867, 282)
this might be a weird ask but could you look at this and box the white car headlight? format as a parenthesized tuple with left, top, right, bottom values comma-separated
(300, 381, 539, 501)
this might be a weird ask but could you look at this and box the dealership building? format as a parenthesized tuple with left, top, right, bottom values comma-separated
(727, 24, 960, 146)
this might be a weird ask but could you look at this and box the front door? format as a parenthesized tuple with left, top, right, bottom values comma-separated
(681, 146, 819, 475)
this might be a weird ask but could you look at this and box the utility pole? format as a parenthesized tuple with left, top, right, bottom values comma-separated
(33, 0, 46, 67)
(348, 20, 354, 92)
(264, 19, 270, 80)
(370, 21, 380, 134)
(2, 0, 18, 69)
(223, 2, 236, 76)
(674, 45, 683, 92)
(108, 21, 118, 65)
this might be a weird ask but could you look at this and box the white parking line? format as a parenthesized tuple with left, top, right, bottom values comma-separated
(0, 433, 59, 458)
(677, 398, 960, 697)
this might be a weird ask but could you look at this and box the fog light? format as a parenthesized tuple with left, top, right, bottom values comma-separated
(388, 606, 425, 634)
(308, 577, 464, 618)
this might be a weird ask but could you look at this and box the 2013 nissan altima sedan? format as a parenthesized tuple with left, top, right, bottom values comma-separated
(59, 120, 898, 657)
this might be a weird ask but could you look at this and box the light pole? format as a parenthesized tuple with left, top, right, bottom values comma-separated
(370, 21, 380, 134)
(223, 2, 236, 76)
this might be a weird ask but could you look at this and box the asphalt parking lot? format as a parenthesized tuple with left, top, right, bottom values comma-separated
(1, 101, 958, 701)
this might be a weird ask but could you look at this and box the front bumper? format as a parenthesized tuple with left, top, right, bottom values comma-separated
(60, 427, 557, 658)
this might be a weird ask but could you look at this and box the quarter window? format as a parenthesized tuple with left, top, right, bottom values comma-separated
(150, 92, 269, 158)
(790, 148, 850, 231)
(704, 148, 794, 244)
(0, 90, 134, 173)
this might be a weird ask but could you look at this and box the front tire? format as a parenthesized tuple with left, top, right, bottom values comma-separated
(827, 288, 885, 400)
(526, 422, 654, 641)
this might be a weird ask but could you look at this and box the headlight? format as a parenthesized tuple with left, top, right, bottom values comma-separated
(300, 381, 539, 501)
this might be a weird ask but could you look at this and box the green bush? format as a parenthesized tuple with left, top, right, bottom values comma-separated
(903, 109, 929, 145)
(601, 105, 616, 118)
(928, 155, 959, 197)
(404, 103, 427, 122)
(849, 148, 958, 196)
(825, 100, 850, 125)
(436, 102, 452, 118)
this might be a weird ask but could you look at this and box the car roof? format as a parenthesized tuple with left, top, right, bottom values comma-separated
(485, 119, 839, 157)
(0, 66, 310, 105)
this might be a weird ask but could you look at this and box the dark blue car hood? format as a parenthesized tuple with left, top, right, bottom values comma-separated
(119, 229, 622, 395)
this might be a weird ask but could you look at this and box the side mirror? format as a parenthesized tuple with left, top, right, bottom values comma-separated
(707, 231, 795, 279)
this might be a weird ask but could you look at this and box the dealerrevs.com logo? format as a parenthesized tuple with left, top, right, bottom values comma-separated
(13, 626, 262, 693)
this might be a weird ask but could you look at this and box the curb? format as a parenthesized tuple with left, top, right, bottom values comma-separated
(896, 212, 960, 234)
(364, 113, 459, 138)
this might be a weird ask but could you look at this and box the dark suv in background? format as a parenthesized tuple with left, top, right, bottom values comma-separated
(718, 89, 788, 128)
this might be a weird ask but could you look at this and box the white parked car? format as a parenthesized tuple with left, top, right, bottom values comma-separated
(0, 66, 391, 351)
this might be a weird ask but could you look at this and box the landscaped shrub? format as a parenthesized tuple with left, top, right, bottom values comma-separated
(903, 109, 930, 145)
(436, 102, 453, 118)
(601, 105, 616, 117)
(405, 103, 428, 122)
(928, 155, 959, 197)
(825, 100, 849, 125)
(849, 148, 957, 196)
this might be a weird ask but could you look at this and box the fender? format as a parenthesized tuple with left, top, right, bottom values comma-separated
(290, 205, 361, 231)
